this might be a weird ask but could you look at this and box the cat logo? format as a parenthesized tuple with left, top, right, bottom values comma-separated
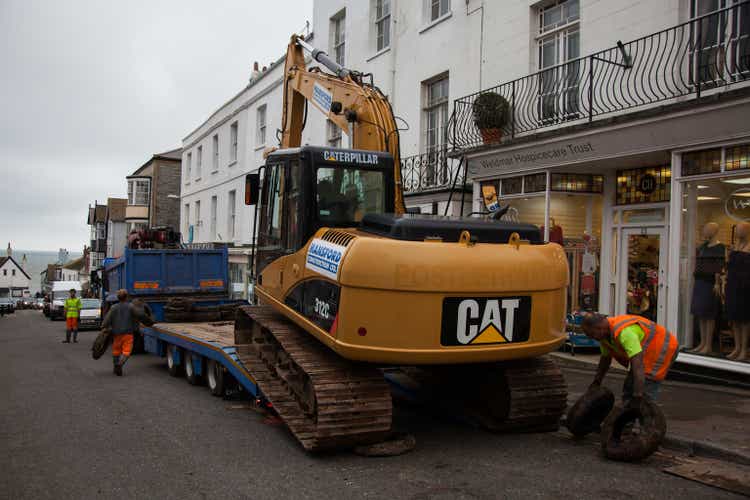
(440, 296, 532, 346)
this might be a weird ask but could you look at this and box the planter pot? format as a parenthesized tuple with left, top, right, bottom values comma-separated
(479, 128, 503, 145)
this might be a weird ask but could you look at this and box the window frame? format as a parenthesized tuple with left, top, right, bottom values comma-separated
(210, 195, 217, 240)
(196, 146, 203, 178)
(422, 74, 450, 154)
(256, 105, 267, 146)
(374, 0, 391, 51)
(331, 10, 346, 66)
(186, 152, 192, 182)
(228, 190, 237, 240)
(326, 119, 342, 148)
(230, 121, 238, 163)
(212, 134, 219, 172)
(429, 0, 450, 22)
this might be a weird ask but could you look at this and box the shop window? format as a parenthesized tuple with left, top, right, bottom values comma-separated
(616, 166, 671, 205)
(500, 176, 522, 195)
(678, 174, 750, 361)
(724, 144, 750, 171)
(550, 173, 603, 193)
(524, 173, 547, 193)
(682, 148, 722, 176)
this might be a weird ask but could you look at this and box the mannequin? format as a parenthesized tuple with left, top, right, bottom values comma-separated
(726, 222, 750, 361)
(690, 222, 725, 354)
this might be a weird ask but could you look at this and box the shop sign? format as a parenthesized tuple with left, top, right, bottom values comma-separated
(638, 174, 657, 194)
(725, 188, 750, 222)
(470, 141, 596, 176)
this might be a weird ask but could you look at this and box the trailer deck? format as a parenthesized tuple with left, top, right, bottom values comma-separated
(142, 321, 261, 399)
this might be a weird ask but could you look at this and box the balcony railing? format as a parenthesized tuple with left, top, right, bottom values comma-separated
(401, 148, 465, 194)
(450, 1, 750, 152)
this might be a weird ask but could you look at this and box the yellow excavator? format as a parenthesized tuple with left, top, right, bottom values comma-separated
(234, 35, 569, 451)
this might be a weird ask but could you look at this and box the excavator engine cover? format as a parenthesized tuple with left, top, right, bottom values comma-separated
(360, 213, 542, 243)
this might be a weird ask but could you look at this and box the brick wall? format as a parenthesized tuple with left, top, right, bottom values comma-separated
(152, 159, 182, 229)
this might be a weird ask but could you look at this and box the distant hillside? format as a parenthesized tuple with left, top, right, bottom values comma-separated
(0, 250, 83, 295)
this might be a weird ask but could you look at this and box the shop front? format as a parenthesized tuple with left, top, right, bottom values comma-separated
(466, 97, 750, 374)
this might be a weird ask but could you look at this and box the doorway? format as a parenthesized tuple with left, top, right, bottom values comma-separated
(617, 226, 668, 324)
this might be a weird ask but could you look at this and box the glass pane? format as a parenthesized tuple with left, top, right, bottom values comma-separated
(616, 166, 672, 205)
(625, 233, 660, 321)
(316, 167, 385, 225)
(621, 208, 665, 223)
(524, 173, 547, 193)
(501, 176, 522, 195)
(682, 148, 722, 176)
(724, 144, 750, 171)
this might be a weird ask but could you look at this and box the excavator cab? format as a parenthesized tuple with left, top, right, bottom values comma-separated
(246, 145, 395, 277)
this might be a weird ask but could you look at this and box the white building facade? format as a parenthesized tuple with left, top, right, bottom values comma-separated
(180, 51, 325, 298)
(0, 257, 31, 298)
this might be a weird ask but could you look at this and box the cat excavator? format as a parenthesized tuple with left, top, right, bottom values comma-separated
(234, 35, 569, 451)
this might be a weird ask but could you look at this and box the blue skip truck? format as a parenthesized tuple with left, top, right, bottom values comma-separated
(102, 247, 260, 397)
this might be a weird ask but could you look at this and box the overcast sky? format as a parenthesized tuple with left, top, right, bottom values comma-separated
(0, 0, 312, 251)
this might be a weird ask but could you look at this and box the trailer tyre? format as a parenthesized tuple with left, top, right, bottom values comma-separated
(166, 344, 182, 377)
(207, 359, 225, 397)
(185, 353, 202, 385)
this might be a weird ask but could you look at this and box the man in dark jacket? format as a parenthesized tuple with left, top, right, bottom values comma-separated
(100, 289, 141, 376)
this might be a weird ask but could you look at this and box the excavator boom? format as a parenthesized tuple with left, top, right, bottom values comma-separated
(280, 34, 405, 213)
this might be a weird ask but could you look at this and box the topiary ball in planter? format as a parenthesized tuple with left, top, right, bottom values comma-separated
(472, 92, 510, 145)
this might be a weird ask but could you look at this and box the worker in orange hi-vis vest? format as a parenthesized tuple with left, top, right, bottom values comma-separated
(581, 313, 679, 412)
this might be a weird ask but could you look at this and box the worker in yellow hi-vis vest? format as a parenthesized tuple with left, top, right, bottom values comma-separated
(63, 289, 83, 343)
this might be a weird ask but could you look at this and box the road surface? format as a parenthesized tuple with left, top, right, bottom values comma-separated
(0, 310, 740, 499)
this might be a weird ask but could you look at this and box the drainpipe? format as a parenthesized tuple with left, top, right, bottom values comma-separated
(466, 0, 485, 90)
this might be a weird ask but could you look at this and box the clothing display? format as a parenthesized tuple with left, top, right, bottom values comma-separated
(690, 242, 725, 319)
(726, 250, 750, 322)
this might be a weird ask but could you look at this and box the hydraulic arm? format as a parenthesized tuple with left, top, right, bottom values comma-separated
(280, 35, 405, 213)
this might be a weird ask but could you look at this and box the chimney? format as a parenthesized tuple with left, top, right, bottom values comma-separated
(250, 61, 260, 81)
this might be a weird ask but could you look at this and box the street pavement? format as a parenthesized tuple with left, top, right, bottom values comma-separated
(1, 310, 744, 500)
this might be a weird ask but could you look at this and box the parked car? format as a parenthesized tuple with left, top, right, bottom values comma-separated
(35, 298, 45, 310)
(0, 298, 16, 316)
(17, 297, 35, 310)
(78, 298, 102, 330)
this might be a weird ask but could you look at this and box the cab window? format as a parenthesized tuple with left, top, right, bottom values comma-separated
(316, 166, 385, 226)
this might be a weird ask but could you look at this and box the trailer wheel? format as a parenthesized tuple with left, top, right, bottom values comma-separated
(207, 359, 225, 397)
(185, 353, 202, 385)
(166, 344, 182, 377)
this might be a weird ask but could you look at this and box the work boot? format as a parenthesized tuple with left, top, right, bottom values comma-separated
(73, 332, 78, 343)
(113, 356, 122, 376)
(62, 332, 70, 343)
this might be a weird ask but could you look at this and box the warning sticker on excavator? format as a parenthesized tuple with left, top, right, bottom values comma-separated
(312, 83, 333, 113)
(440, 296, 531, 346)
(305, 238, 346, 281)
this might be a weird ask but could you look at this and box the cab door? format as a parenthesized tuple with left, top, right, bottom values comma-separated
(255, 159, 304, 294)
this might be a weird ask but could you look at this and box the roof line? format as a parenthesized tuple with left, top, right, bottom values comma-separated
(181, 51, 288, 143)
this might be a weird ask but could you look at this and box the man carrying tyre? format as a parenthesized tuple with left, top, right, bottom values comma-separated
(100, 289, 141, 376)
(582, 313, 679, 411)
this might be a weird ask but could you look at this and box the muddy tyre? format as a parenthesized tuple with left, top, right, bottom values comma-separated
(565, 386, 615, 437)
(601, 398, 666, 462)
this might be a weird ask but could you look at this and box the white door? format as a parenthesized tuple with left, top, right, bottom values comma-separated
(617, 226, 668, 325)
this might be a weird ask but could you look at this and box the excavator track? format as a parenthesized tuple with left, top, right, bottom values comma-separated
(401, 356, 567, 433)
(234, 305, 392, 452)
